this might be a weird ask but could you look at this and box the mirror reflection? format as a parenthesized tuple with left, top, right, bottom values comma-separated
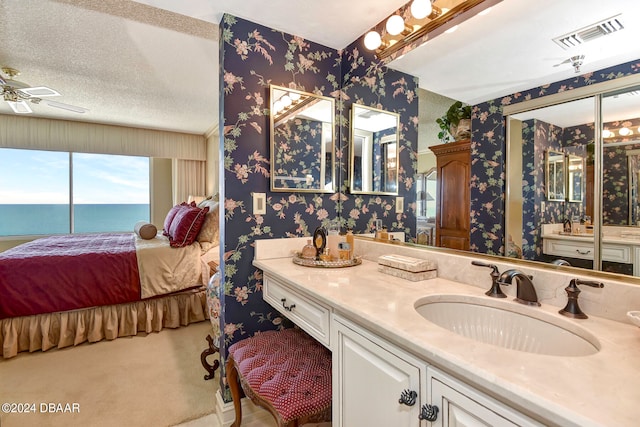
(350, 104, 400, 195)
(269, 85, 335, 193)
(546, 150, 566, 202)
(507, 85, 640, 277)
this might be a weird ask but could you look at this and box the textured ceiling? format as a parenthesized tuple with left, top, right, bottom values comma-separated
(1, 0, 640, 135)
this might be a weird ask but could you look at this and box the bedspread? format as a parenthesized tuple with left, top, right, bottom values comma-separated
(135, 234, 205, 299)
(0, 233, 140, 319)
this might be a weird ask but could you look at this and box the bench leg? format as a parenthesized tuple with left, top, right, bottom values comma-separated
(226, 355, 243, 427)
(200, 334, 220, 381)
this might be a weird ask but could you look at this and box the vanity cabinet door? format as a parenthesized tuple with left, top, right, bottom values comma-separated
(428, 367, 542, 427)
(332, 315, 426, 427)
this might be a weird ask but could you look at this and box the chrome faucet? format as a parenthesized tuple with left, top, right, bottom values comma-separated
(498, 269, 540, 306)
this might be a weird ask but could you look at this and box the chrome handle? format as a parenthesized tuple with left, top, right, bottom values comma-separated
(576, 249, 591, 255)
(419, 403, 439, 421)
(398, 389, 417, 406)
(280, 298, 296, 311)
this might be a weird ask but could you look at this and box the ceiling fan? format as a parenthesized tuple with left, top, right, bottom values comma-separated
(0, 66, 88, 114)
(553, 55, 586, 73)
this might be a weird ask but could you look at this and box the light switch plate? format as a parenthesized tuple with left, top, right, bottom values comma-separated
(396, 197, 404, 213)
(252, 192, 266, 215)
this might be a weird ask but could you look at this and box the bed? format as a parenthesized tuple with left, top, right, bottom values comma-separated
(0, 199, 220, 359)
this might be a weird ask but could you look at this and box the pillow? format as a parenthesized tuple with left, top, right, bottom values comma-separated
(197, 202, 219, 246)
(134, 221, 158, 240)
(163, 201, 196, 236)
(168, 205, 209, 247)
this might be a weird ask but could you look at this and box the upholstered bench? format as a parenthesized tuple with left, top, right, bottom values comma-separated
(226, 328, 332, 427)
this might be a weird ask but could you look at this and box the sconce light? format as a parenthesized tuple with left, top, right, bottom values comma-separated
(363, 0, 496, 60)
(603, 125, 636, 139)
(272, 91, 306, 117)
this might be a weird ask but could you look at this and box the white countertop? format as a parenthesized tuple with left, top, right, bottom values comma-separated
(253, 256, 640, 427)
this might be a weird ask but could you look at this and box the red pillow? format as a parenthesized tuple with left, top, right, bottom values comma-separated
(163, 202, 196, 236)
(168, 205, 209, 247)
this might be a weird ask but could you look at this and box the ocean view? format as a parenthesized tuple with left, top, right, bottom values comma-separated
(0, 204, 150, 236)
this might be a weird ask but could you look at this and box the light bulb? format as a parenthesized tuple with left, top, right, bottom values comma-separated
(281, 95, 292, 107)
(411, 0, 433, 19)
(289, 92, 301, 101)
(619, 127, 631, 136)
(273, 100, 283, 113)
(386, 15, 405, 36)
(602, 129, 614, 138)
(364, 31, 382, 50)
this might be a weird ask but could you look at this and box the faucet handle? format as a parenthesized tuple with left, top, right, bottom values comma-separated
(559, 278, 604, 319)
(471, 261, 506, 298)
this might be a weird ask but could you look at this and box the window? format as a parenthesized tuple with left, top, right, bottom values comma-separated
(0, 149, 150, 237)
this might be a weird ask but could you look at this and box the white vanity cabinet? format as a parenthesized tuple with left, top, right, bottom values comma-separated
(427, 367, 542, 427)
(332, 314, 429, 427)
(263, 273, 331, 347)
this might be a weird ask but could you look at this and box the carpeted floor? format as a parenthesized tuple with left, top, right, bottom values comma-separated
(0, 321, 218, 427)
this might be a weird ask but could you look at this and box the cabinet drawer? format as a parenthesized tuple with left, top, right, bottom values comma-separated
(263, 274, 330, 347)
(543, 238, 631, 263)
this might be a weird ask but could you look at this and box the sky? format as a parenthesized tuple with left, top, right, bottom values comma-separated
(0, 149, 150, 204)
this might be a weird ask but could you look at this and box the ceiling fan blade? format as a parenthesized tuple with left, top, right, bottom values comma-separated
(7, 100, 33, 114)
(18, 86, 61, 97)
(553, 58, 571, 67)
(44, 99, 88, 113)
(0, 74, 6, 86)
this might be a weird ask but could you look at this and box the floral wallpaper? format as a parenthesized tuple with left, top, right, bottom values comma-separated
(217, 14, 418, 401)
(471, 59, 640, 255)
(272, 118, 324, 189)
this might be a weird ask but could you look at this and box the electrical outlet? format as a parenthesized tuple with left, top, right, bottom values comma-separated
(396, 197, 404, 213)
(252, 193, 266, 215)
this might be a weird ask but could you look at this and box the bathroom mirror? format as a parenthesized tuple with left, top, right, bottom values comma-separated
(349, 104, 400, 195)
(270, 85, 335, 193)
(546, 150, 566, 201)
(567, 154, 584, 203)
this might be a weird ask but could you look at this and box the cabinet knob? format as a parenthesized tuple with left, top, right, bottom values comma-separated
(280, 298, 296, 311)
(419, 404, 439, 422)
(398, 389, 417, 406)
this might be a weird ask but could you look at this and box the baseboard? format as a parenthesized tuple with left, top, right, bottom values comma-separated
(214, 390, 272, 427)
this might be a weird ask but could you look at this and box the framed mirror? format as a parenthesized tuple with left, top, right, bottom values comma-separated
(349, 104, 400, 195)
(269, 85, 335, 193)
(546, 150, 566, 201)
(567, 154, 584, 203)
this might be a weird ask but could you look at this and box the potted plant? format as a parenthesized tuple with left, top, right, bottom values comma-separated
(436, 101, 472, 143)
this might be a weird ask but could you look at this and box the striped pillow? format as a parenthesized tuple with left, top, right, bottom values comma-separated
(168, 205, 209, 247)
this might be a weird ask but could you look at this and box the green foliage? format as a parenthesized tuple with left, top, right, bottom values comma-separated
(436, 101, 471, 143)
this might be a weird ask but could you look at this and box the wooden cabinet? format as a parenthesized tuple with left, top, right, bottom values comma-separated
(332, 315, 427, 427)
(431, 139, 471, 250)
(427, 367, 542, 427)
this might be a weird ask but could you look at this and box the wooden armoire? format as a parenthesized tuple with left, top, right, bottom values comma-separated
(431, 139, 471, 250)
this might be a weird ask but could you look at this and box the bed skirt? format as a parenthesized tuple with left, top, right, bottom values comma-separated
(0, 288, 208, 359)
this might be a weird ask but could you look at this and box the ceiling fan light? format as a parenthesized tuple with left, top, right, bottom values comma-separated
(386, 15, 405, 36)
(7, 100, 32, 114)
(410, 0, 433, 20)
(364, 31, 382, 50)
(18, 86, 61, 97)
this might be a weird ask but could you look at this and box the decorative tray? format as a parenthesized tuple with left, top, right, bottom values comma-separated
(292, 253, 362, 268)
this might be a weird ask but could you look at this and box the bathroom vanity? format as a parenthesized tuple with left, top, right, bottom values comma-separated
(542, 224, 640, 275)
(253, 237, 640, 427)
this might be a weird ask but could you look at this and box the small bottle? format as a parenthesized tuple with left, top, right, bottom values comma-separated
(319, 248, 331, 262)
(380, 226, 389, 240)
(345, 229, 354, 259)
(301, 239, 316, 259)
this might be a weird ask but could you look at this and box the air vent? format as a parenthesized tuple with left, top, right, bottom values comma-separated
(553, 15, 624, 50)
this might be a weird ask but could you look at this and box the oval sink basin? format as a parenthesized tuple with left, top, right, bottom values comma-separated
(415, 295, 600, 356)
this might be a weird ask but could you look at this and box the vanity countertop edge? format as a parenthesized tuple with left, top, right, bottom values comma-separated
(253, 256, 640, 427)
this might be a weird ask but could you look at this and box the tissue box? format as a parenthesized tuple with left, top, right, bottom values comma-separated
(377, 254, 437, 281)
(377, 265, 437, 281)
(377, 254, 436, 272)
